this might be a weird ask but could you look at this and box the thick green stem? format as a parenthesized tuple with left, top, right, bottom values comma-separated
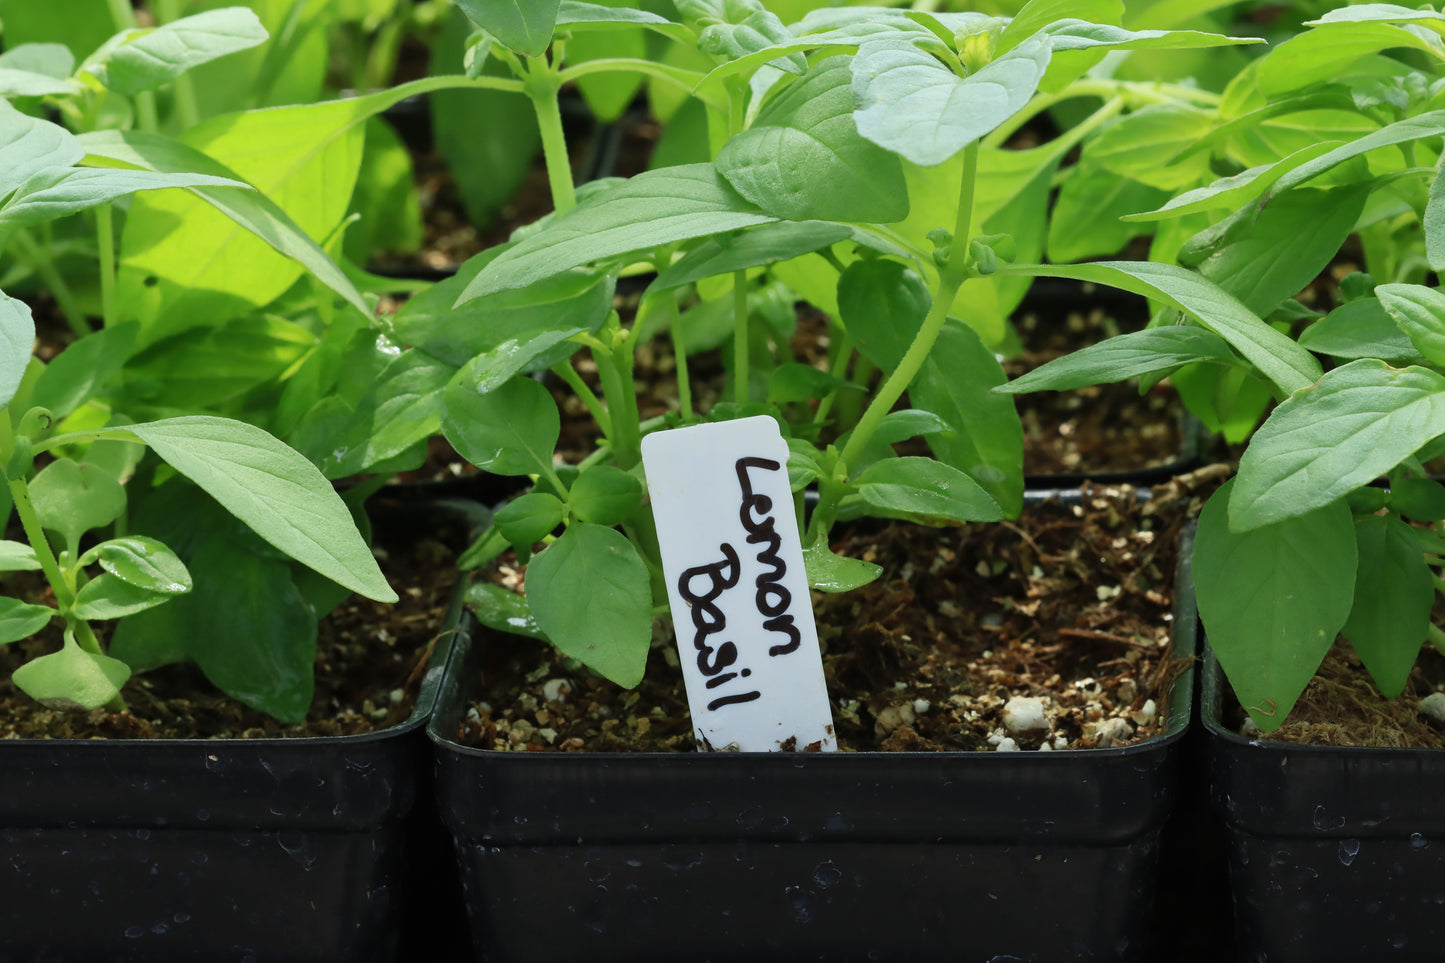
(96, 204, 117, 329)
(808, 142, 980, 543)
(732, 270, 749, 404)
(12, 229, 91, 338)
(597, 345, 642, 469)
(527, 58, 577, 215)
(3, 479, 74, 613)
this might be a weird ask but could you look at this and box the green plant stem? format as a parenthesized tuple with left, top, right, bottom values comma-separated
(95, 204, 117, 329)
(11, 229, 91, 338)
(526, 57, 577, 215)
(809, 141, 980, 541)
(732, 270, 749, 404)
(810, 326, 855, 430)
(661, 292, 694, 420)
(1430, 622, 1445, 656)
(3, 478, 74, 612)
(983, 81, 1214, 149)
(551, 360, 612, 439)
(105, 0, 135, 29)
(594, 338, 642, 469)
(153, 0, 200, 128)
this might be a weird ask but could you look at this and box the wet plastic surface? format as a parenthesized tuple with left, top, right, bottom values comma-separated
(0, 498, 479, 963)
(430, 506, 1199, 963)
(1203, 648, 1445, 963)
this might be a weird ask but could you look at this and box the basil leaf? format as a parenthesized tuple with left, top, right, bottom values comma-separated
(999, 326, 1239, 393)
(83, 7, 267, 95)
(441, 373, 560, 477)
(0, 291, 35, 410)
(453, 0, 561, 56)
(852, 457, 1004, 524)
(1344, 514, 1433, 699)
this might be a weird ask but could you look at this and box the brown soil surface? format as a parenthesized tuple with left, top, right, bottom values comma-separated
(0, 506, 462, 740)
(457, 479, 1216, 754)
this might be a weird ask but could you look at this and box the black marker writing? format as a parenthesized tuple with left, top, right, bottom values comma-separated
(677, 544, 761, 709)
(736, 456, 801, 657)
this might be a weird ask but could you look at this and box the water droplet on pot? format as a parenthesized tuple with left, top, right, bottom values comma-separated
(1411, 833, 1429, 850)
(1312, 804, 1345, 831)
(124, 926, 144, 939)
(662, 849, 703, 872)
(812, 860, 842, 890)
(1339, 839, 1360, 867)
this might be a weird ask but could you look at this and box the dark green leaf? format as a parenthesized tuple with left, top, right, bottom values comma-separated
(1390, 476, 1445, 521)
(1298, 298, 1422, 363)
(495, 492, 567, 548)
(568, 465, 643, 525)
(525, 522, 652, 687)
(767, 363, 858, 405)
(0, 166, 249, 229)
(909, 323, 1023, 518)
(441, 373, 560, 476)
(719, 56, 908, 223)
(995, 260, 1321, 397)
(73, 575, 180, 620)
(852, 456, 1004, 524)
(1195, 479, 1356, 732)
(654, 221, 852, 290)
(1047, 164, 1167, 262)
(465, 582, 548, 639)
(1343, 513, 1432, 699)
(0, 541, 40, 573)
(998, 326, 1238, 393)
(1230, 360, 1445, 530)
(29, 322, 138, 420)
(837, 258, 929, 370)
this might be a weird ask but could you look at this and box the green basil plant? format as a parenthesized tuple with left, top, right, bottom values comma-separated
(430, 0, 1260, 689)
(1003, 3, 1445, 731)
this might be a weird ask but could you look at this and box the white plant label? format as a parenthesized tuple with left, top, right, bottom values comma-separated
(642, 416, 836, 752)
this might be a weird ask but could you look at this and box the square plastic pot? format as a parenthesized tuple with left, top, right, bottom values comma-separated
(0, 498, 479, 963)
(429, 506, 1199, 963)
(1202, 646, 1445, 963)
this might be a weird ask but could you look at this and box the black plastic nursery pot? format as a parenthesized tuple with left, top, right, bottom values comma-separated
(0, 498, 479, 963)
(1202, 647, 1445, 963)
(429, 504, 1199, 963)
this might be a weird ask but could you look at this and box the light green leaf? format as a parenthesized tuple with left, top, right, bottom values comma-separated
(13, 633, 131, 710)
(1255, 21, 1441, 98)
(0, 41, 80, 96)
(1344, 513, 1433, 699)
(0, 292, 35, 411)
(1082, 103, 1214, 192)
(1000, 0, 1122, 54)
(124, 417, 395, 601)
(0, 166, 248, 229)
(73, 575, 181, 620)
(80, 128, 369, 324)
(525, 522, 652, 687)
(851, 37, 1051, 167)
(440, 373, 559, 477)
(910, 322, 1023, 517)
(113, 80, 454, 342)
(654, 221, 852, 290)
(1377, 283, 1445, 368)
(0, 100, 83, 199)
(803, 539, 882, 593)
(83, 7, 268, 96)
(1195, 479, 1356, 732)
(852, 456, 1004, 524)
(1122, 143, 1340, 222)
(121, 313, 312, 410)
(1298, 298, 1422, 363)
(1230, 360, 1445, 530)
(678, 0, 806, 73)
(718, 56, 908, 223)
(82, 535, 191, 594)
(1040, 20, 1259, 52)
(557, 2, 677, 30)
(1048, 165, 1168, 262)
(1428, 155, 1445, 272)
(999, 326, 1238, 393)
(454, 0, 561, 56)
(1307, 4, 1445, 27)
(995, 260, 1322, 398)
(29, 322, 137, 420)
(1271, 109, 1445, 197)
(29, 458, 126, 549)
(0, 541, 41, 573)
(461, 164, 776, 299)
(0, 597, 54, 644)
